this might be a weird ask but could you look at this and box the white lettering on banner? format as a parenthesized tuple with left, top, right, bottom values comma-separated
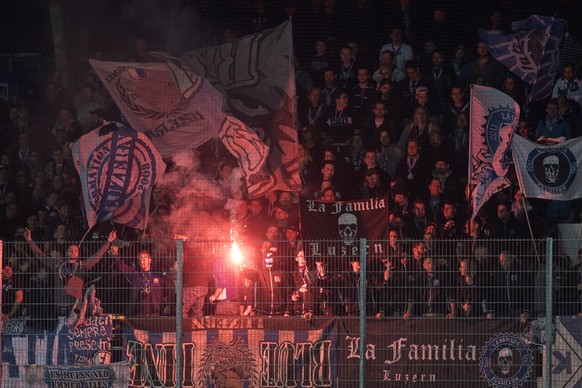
(346, 337, 477, 365)
(306, 198, 387, 214)
(345, 336, 377, 360)
(383, 369, 437, 383)
(260, 340, 332, 387)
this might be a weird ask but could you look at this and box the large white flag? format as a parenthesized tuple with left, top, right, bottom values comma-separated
(513, 135, 582, 200)
(90, 54, 271, 197)
(181, 21, 301, 196)
(470, 85, 520, 218)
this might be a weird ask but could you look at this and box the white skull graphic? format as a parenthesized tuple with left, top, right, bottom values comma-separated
(543, 155, 559, 183)
(338, 213, 358, 245)
(498, 347, 513, 375)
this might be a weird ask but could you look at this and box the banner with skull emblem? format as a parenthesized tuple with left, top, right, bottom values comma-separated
(299, 196, 389, 268)
(512, 135, 582, 200)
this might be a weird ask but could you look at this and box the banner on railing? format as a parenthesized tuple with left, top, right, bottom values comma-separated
(2, 317, 540, 387)
(547, 317, 582, 387)
(116, 317, 534, 388)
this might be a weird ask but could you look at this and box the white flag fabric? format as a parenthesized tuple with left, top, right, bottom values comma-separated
(181, 21, 301, 195)
(90, 55, 271, 196)
(72, 122, 166, 229)
(512, 135, 582, 200)
(470, 85, 520, 218)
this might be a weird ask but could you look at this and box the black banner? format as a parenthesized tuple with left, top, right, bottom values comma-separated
(118, 317, 538, 388)
(300, 196, 389, 265)
(339, 318, 538, 387)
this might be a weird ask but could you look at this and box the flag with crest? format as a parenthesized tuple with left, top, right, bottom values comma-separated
(479, 15, 566, 102)
(72, 122, 166, 229)
(470, 85, 520, 218)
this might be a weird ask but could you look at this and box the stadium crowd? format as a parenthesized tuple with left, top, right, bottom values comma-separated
(2, 1, 582, 325)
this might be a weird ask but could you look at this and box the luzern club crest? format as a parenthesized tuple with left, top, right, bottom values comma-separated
(479, 333, 533, 387)
(526, 146, 577, 194)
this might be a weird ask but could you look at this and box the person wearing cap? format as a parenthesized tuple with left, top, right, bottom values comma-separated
(404, 85, 441, 124)
(429, 158, 461, 203)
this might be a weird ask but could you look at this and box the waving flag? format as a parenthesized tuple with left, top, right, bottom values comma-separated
(90, 54, 271, 197)
(513, 135, 582, 200)
(470, 85, 520, 218)
(181, 21, 301, 195)
(72, 123, 166, 229)
(480, 15, 566, 102)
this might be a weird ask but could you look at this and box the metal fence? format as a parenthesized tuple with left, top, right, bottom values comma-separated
(0, 236, 580, 387)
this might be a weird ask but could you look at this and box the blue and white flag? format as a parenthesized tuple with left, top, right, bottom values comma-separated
(480, 15, 566, 102)
(180, 21, 301, 196)
(470, 85, 520, 218)
(512, 135, 582, 200)
(90, 54, 271, 197)
(122, 318, 338, 387)
(72, 123, 166, 229)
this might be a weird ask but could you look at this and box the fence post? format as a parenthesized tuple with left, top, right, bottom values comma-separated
(175, 239, 185, 388)
(359, 238, 367, 388)
(545, 237, 553, 388)
(0, 240, 3, 383)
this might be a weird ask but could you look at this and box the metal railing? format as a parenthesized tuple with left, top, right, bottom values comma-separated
(0, 237, 579, 387)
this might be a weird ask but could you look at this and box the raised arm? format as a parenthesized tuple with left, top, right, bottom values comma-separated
(24, 228, 59, 268)
(23, 228, 45, 257)
(81, 230, 117, 270)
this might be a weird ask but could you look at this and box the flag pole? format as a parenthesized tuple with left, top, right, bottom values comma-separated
(520, 194, 541, 266)
(468, 84, 474, 224)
